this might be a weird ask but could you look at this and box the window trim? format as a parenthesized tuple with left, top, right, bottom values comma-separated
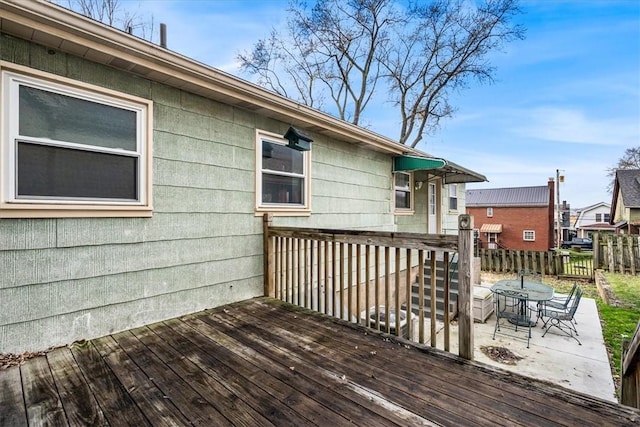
(255, 129, 311, 216)
(523, 230, 536, 241)
(487, 207, 493, 217)
(0, 62, 153, 218)
(394, 171, 414, 215)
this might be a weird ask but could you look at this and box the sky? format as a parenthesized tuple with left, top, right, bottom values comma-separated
(117, 0, 640, 209)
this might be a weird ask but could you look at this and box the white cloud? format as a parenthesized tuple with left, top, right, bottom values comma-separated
(510, 107, 638, 146)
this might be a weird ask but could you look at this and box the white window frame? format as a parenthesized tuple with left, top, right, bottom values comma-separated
(394, 171, 414, 214)
(0, 63, 153, 218)
(487, 207, 493, 217)
(449, 184, 458, 211)
(255, 129, 311, 216)
(523, 230, 536, 241)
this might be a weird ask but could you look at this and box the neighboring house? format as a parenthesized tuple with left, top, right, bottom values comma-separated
(574, 202, 614, 238)
(610, 169, 640, 234)
(465, 180, 555, 251)
(0, 1, 484, 353)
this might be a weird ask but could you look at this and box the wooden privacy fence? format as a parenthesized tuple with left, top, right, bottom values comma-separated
(478, 249, 594, 279)
(594, 233, 640, 275)
(263, 214, 475, 360)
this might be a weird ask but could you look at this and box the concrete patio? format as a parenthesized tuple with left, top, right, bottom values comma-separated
(428, 286, 617, 403)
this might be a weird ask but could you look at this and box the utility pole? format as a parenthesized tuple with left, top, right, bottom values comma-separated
(556, 169, 562, 249)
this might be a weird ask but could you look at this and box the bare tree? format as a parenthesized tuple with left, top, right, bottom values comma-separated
(54, 0, 155, 41)
(238, 0, 524, 147)
(607, 147, 640, 192)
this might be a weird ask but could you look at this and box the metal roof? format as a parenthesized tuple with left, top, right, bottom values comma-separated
(466, 185, 550, 207)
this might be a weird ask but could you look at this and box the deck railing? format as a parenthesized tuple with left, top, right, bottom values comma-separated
(263, 214, 475, 360)
(621, 319, 640, 408)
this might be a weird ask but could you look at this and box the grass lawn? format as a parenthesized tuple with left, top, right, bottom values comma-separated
(597, 272, 640, 386)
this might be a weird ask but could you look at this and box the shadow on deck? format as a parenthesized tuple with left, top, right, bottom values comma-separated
(1, 298, 638, 426)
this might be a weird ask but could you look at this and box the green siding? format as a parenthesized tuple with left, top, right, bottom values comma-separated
(0, 33, 407, 353)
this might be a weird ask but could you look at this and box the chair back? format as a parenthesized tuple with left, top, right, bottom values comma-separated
(520, 269, 541, 282)
(558, 283, 578, 306)
(495, 288, 528, 313)
(567, 287, 583, 318)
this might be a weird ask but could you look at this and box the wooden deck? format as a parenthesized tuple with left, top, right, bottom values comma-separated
(1, 298, 638, 426)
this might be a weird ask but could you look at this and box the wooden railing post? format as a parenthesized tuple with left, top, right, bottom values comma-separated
(458, 214, 474, 360)
(263, 213, 274, 297)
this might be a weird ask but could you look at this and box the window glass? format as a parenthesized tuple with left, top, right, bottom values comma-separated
(523, 230, 535, 241)
(595, 213, 602, 222)
(428, 184, 436, 215)
(262, 174, 304, 205)
(19, 86, 137, 151)
(487, 207, 493, 217)
(604, 213, 610, 222)
(17, 142, 137, 200)
(262, 140, 304, 174)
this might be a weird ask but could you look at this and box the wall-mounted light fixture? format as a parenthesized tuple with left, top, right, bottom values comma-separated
(283, 126, 313, 151)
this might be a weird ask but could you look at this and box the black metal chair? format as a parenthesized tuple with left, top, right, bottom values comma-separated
(493, 288, 532, 348)
(530, 282, 578, 326)
(540, 287, 583, 345)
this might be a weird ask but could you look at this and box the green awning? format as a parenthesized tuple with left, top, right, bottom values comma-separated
(394, 155, 487, 183)
(393, 156, 446, 172)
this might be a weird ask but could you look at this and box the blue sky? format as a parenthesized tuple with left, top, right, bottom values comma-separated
(121, 0, 639, 209)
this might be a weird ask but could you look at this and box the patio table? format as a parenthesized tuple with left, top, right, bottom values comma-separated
(491, 279, 554, 326)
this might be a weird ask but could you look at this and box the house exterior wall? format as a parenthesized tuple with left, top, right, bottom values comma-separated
(0, 34, 403, 353)
(467, 205, 552, 251)
(575, 203, 611, 238)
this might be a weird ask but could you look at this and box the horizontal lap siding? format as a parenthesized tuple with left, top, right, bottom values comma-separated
(0, 34, 396, 353)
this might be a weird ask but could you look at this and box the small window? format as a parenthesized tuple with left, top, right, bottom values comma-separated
(449, 184, 458, 211)
(595, 213, 602, 222)
(487, 207, 493, 217)
(604, 213, 610, 223)
(523, 230, 535, 241)
(394, 172, 413, 212)
(1, 66, 152, 218)
(256, 129, 310, 214)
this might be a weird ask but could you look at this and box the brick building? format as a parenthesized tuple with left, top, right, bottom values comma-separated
(466, 180, 555, 251)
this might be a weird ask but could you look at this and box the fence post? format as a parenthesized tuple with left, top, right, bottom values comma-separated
(458, 214, 474, 361)
(593, 233, 600, 270)
(263, 213, 274, 297)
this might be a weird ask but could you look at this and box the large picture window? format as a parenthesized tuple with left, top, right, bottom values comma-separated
(256, 130, 310, 214)
(1, 65, 152, 217)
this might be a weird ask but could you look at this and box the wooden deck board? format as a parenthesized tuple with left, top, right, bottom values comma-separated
(241, 299, 590, 426)
(46, 348, 107, 426)
(1, 298, 639, 427)
(0, 366, 27, 427)
(21, 355, 67, 425)
(70, 341, 151, 426)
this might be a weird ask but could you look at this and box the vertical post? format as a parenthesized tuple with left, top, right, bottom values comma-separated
(263, 213, 274, 297)
(556, 169, 561, 249)
(458, 214, 474, 360)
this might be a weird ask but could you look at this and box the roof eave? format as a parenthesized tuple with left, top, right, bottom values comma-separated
(1, 0, 410, 155)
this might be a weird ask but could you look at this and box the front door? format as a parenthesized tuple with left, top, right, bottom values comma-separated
(428, 182, 437, 234)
